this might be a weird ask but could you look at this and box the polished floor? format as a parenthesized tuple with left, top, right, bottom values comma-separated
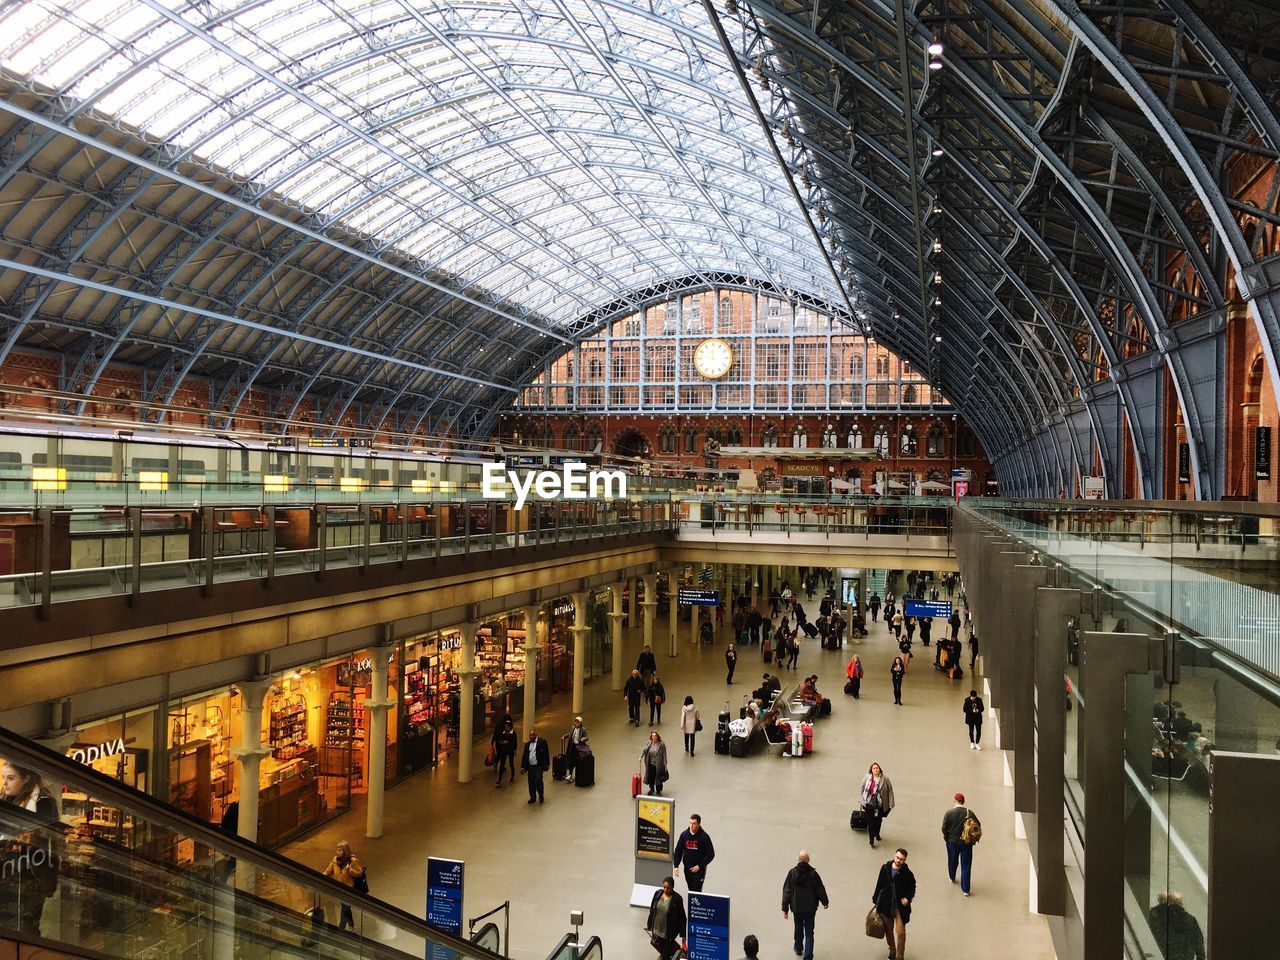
(285, 613, 1055, 960)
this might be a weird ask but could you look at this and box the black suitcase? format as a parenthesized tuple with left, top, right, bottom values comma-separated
(850, 808, 868, 831)
(729, 735, 748, 757)
(763, 648, 773, 663)
(718, 710, 732, 726)
(819, 698, 832, 717)
(802, 622, 818, 638)
(714, 729, 731, 755)
(844, 679, 854, 696)
(552, 754, 568, 781)
(574, 754, 595, 788)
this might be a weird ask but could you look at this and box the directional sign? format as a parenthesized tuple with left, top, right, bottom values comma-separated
(426, 857, 464, 960)
(903, 598, 952, 619)
(678, 588, 719, 607)
(686, 893, 730, 960)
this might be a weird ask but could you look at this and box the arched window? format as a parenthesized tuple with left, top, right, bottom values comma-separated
(612, 355, 627, 381)
(762, 425, 778, 447)
(902, 384, 918, 405)
(900, 427, 918, 456)
(719, 296, 732, 323)
(874, 384, 891, 404)
(847, 423, 863, 448)
(588, 358, 603, 379)
(875, 355, 890, 377)
(727, 426, 743, 445)
(586, 425, 604, 452)
(822, 424, 838, 448)
(791, 423, 808, 447)
(849, 354, 864, 380)
(707, 427, 722, 444)
(873, 426, 890, 456)
(956, 426, 974, 456)
(683, 426, 698, 454)
(563, 424, 581, 450)
(658, 425, 677, 454)
(926, 425, 947, 457)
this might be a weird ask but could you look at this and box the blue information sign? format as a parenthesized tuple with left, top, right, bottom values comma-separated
(678, 588, 719, 607)
(903, 598, 952, 619)
(686, 893, 730, 960)
(426, 857, 465, 960)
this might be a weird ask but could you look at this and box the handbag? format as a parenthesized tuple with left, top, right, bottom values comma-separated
(694, 717, 703, 732)
(864, 906, 886, 939)
(484, 743, 496, 767)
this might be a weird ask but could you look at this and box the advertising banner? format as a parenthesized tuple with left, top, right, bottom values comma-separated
(635, 797, 674, 861)
(953, 481, 969, 499)
(1256, 426, 1272, 480)
(686, 893, 731, 960)
(426, 857, 465, 960)
(678, 589, 719, 607)
(1178, 443, 1191, 484)
(1083, 476, 1105, 499)
(903, 598, 952, 619)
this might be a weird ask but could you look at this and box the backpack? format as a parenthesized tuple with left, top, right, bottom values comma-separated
(962, 809, 981, 845)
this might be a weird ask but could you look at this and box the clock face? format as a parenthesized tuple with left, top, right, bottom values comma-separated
(694, 338, 734, 379)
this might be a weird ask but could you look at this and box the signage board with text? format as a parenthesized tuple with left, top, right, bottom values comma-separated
(903, 598, 952, 619)
(686, 893, 731, 960)
(1257, 426, 1272, 480)
(678, 589, 719, 607)
(426, 857, 465, 960)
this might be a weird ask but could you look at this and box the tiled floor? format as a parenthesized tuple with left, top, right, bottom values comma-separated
(285, 615, 1055, 960)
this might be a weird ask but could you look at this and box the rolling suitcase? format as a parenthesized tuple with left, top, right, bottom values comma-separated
(800, 722, 814, 754)
(631, 771, 642, 797)
(802, 622, 819, 639)
(850, 808, 869, 831)
(818, 698, 832, 717)
(763, 640, 773, 664)
(552, 754, 568, 781)
(714, 728, 731, 755)
(718, 709, 732, 726)
(575, 753, 595, 788)
(844, 679, 854, 696)
(729, 735, 747, 757)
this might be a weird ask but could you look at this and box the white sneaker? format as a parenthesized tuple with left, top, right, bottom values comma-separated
(976, 744, 982, 751)
(969, 743, 975, 751)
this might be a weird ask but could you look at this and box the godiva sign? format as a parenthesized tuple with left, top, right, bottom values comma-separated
(481, 461, 626, 509)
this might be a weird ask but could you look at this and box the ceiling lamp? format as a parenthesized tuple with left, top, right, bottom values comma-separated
(933, 239, 943, 253)
(934, 272, 944, 285)
(929, 58, 944, 71)
(934, 334, 943, 342)
(928, 39, 944, 56)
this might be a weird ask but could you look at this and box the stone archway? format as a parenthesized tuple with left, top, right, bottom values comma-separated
(611, 427, 651, 459)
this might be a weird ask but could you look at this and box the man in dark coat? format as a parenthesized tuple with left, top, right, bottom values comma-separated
(624, 670, 646, 726)
(747, 607, 763, 644)
(636, 645, 658, 680)
(1147, 892, 1205, 960)
(869, 592, 881, 621)
(781, 850, 829, 960)
(872, 848, 916, 960)
(519, 729, 551, 804)
(672, 814, 715, 892)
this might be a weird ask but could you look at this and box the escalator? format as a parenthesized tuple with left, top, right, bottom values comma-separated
(0, 725, 505, 960)
(544, 932, 603, 960)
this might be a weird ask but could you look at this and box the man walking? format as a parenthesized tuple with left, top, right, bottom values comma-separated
(520, 728, 550, 804)
(672, 814, 715, 892)
(781, 850, 829, 960)
(748, 606, 763, 645)
(942, 793, 980, 895)
(625, 669, 646, 726)
(637, 645, 658, 681)
(869, 592, 881, 622)
(963, 690, 984, 750)
(871, 848, 915, 960)
(726, 643, 738, 685)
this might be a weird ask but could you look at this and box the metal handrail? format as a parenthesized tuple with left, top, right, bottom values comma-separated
(0, 724, 504, 960)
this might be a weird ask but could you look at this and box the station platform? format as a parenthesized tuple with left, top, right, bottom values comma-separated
(282, 613, 1054, 960)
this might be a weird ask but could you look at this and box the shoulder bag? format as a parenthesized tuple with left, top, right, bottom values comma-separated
(864, 905, 886, 939)
(962, 809, 982, 845)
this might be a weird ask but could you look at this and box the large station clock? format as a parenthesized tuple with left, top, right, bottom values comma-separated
(693, 338, 734, 379)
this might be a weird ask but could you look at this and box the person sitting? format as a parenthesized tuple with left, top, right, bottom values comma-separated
(762, 711, 786, 743)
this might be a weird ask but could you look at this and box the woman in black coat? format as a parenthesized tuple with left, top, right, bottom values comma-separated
(890, 657, 906, 705)
(646, 876, 687, 960)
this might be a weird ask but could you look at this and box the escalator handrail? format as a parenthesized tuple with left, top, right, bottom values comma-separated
(578, 934, 604, 960)
(0, 724, 503, 960)
(471, 921, 501, 953)
(543, 932, 577, 960)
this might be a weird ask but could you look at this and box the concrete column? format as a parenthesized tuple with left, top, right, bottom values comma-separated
(232, 678, 274, 846)
(689, 601, 699, 645)
(364, 644, 396, 838)
(749, 565, 759, 610)
(521, 605, 542, 742)
(456, 622, 481, 784)
(570, 591, 589, 714)
(667, 570, 679, 658)
(642, 572, 657, 649)
(610, 584, 626, 691)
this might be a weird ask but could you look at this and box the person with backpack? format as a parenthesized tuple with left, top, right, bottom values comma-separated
(964, 690, 984, 750)
(942, 792, 981, 895)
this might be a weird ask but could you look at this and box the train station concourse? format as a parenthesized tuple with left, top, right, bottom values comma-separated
(1, 2, 1279, 960)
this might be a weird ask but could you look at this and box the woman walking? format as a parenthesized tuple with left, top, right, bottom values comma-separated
(647, 674, 667, 726)
(846, 654, 863, 699)
(641, 730, 669, 796)
(680, 695, 701, 755)
(891, 609, 904, 640)
(322, 840, 367, 930)
(646, 876, 687, 960)
(964, 689, 985, 750)
(859, 762, 896, 848)
(890, 656, 906, 705)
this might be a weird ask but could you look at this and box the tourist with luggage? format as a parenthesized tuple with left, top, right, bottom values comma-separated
(781, 850, 830, 960)
(846, 654, 864, 698)
(891, 656, 906, 705)
(641, 730, 669, 796)
(625, 670, 646, 726)
(942, 792, 981, 895)
(859, 762, 896, 847)
(871, 847, 915, 960)
(647, 674, 667, 726)
(680, 695, 702, 755)
(645, 877, 687, 960)
(964, 690, 984, 748)
(564, 717, 589, 782)
(672, 814, 715, 891)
